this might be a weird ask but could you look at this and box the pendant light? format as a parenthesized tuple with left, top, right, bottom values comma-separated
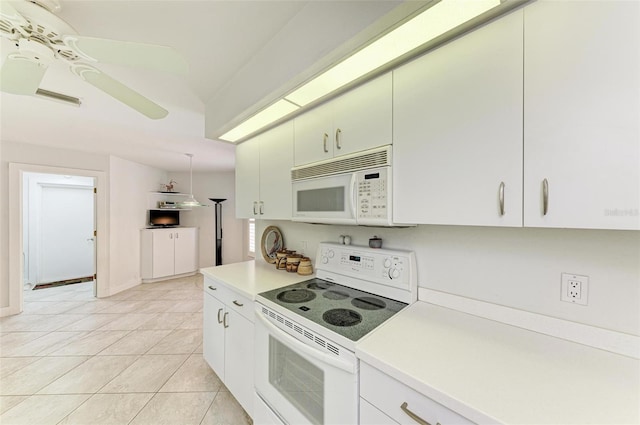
(178, 153, 206, 208)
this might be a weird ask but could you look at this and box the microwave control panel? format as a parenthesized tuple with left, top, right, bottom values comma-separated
(356, 168, 389, 220)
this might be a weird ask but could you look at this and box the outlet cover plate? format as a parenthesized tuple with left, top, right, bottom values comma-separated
(561, 273, 589, 306)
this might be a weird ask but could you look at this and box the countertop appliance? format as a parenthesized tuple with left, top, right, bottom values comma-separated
(254, 242, 416, 425)
(291, 145, 412, 227)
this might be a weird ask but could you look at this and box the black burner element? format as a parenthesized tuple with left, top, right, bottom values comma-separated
(277, 289, 316, 304)
(352, 297, 386, 310)
(307, 281, 335, 290)
(323, 290, 349, 300)
(323, 309, 362, 327)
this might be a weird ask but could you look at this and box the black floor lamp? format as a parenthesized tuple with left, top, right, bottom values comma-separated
(208, 198, 226, 266)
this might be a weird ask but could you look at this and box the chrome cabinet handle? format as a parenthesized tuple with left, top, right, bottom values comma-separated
(335, 128, 342, 150)
(233, 300, 244, 307)
(542, 178, 549, 216)
(498, 181, 505, 216)
(223, 312, 229, 328)
(170, 233, 173, 239)
(253, 201, 258, 215)
(323, 133, 329, 153)
(217, 308, 223, 324)
(259, 201, 264, 215)
(400, 402, 437, 425)
(175, 232, 179, 239)
(208, 286, 217, 291)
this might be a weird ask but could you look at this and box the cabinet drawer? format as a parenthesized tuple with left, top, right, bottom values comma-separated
(204, 277, 254, 322)
(360, 398, 398, 424)
(360, 362, 474, 425)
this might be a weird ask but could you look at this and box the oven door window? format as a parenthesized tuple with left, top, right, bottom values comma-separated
(269, 335, 324, 425)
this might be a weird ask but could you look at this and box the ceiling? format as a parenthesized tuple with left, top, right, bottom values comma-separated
(0, 0, 424, 172)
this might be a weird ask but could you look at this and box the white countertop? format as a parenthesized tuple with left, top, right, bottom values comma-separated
(356, 301, 640, 425)
(200, 260, 313, 300)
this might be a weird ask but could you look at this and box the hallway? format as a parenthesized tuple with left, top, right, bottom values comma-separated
(0, 275, 251, 425)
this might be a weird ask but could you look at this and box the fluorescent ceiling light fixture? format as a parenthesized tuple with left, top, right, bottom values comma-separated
(219, 0, 500, 142)
(220, 99, 299, 142)
(285, 0, 500, 106)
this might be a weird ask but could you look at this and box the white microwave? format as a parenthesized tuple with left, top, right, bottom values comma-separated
(292, 145, 406, 226)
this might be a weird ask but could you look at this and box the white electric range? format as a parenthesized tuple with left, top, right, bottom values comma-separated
(254, 242, 416, 425)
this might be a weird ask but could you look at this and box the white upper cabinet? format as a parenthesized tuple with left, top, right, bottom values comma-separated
(393, 9, 524, 226)
(293, 73, 392, 166)
(523, 0, 639, 230)
(235, 121, 294, 220)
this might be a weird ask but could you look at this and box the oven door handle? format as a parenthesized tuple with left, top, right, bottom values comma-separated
(257, 312, 356, 374)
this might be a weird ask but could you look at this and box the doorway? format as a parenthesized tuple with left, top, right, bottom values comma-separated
(22, 173, 96, 296)
(5, 163, 108, 317)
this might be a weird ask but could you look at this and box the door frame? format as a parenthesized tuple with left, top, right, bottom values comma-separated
(4, 163, 109, 316)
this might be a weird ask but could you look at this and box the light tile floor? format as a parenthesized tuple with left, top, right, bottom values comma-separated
(0, 274, 252, 425)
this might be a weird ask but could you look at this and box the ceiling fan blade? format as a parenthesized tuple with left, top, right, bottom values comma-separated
(0, 1, 29, 29)
(63, 36, 189, 76)
(0, 52, 47, 95)
(70, 63, 168, 119)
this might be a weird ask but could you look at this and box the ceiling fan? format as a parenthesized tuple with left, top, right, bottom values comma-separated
(0, 0, 188, 119)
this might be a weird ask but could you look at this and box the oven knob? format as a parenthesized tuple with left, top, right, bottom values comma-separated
(383, 258, 392, 268)
(322, 256, 328, 264)
(388, 268, 400, 279)
(327, 250, 335, 258)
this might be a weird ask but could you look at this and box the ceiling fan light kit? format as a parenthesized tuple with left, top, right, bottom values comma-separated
(0, 0, 188, 119)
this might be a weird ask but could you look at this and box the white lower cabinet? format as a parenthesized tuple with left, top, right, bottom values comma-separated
(359, 362, 474, 425)
(203, 277, 254, 417)
(140, 227, 198, 281)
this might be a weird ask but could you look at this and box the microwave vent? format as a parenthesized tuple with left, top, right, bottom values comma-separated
(291, 145, 391, 180)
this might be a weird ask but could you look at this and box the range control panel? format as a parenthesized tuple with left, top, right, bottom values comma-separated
(316, 243, 415, 293)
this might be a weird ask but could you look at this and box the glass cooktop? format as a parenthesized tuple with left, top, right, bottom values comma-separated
(258, 278, 407, 342)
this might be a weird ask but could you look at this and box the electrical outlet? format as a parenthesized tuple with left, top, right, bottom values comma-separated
(298, 241, 308, 255)
(561, 273, 589, 306)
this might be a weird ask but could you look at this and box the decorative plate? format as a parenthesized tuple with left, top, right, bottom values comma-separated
(261, 226, 284, 263)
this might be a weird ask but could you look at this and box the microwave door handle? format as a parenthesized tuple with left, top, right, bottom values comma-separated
(350, 174, 358, 220)
(256, 312, 355, 374)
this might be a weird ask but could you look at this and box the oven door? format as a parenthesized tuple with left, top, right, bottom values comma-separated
(292, 172, 357, 225)
(254, 307, 358, 425)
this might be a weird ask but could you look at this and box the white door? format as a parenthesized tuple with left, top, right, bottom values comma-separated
(151, 229, 176, 278)
(259, 121, 294, 220)
(39, 185, 95, 283)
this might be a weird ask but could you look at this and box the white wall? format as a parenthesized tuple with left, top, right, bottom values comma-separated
(257, 220, 640, 336)
(109, 156, 167, 293)
(167, 171, 244, 267)
(0, 141, 110, 308)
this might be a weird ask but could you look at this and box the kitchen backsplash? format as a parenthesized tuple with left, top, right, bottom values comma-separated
(257, 220, 640, 336)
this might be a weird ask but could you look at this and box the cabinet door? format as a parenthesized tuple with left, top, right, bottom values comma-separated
(174, 228, 198, 275)
(394, 10, 524, 226)
(151, 229, 175, 278)
(293, 102, 333, 166)
(332, 73, 392, 158)
(235, 139, 261, 219)
(523, 1, 639, 230)
(224, 309, 254, 417)
(259, 121, 294, 220)
(203, 292, 226, 381)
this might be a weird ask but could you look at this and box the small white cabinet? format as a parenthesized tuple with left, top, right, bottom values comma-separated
(393, 9, 524, 227)
(203, 278, 254, 416)
(359, 362, 474, 425)
(140, 227, 198, 282)
(293, 73, 392, 166)
(235, 121, 293, 219)
(523, 0, 639, 230)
